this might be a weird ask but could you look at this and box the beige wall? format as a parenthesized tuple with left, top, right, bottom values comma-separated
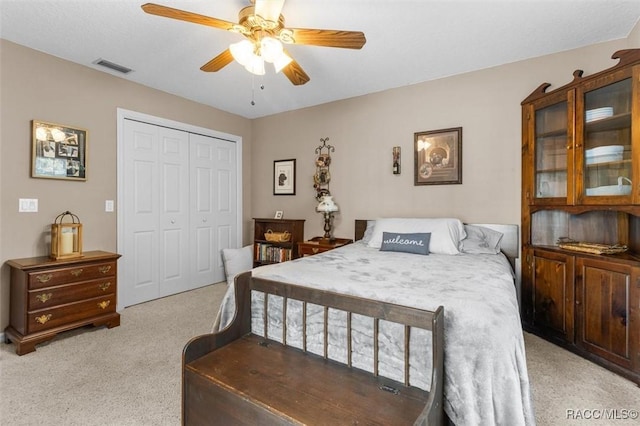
(0, 40, 253, 331)
(1, 21, 638, 332)
(251, 36, 637, 240)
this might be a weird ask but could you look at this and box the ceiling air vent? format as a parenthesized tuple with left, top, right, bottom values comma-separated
(93, 58, 133, 74)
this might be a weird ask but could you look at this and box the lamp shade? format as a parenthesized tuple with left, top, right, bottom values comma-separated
(316, 195, 339, 213)
(230, 40, 255, 66)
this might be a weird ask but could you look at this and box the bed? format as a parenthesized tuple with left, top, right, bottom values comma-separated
(215, 218, 535, 426)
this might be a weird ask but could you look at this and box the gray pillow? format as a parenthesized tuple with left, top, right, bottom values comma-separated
(380, 232, 430, 255)
(221, 245, 253, 286)
(459, 225, 503, 254)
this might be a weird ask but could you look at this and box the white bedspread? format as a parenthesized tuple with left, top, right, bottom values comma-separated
(215, 242, 536, 426)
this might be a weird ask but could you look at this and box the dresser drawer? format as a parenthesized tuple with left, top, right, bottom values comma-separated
(28, 261, 116, 290)
(299, 244, 333, 256)
(27, 294, 116, 333)
(28, 279, 115, 311)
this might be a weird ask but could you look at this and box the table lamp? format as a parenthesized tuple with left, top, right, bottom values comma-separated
(316, 195, 339, 240)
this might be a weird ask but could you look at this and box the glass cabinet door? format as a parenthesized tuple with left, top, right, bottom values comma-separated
(534, 101, 568, 201)
(580, 77, 632, 202)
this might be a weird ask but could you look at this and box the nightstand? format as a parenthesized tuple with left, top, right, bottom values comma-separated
(298, 237, 353, 256)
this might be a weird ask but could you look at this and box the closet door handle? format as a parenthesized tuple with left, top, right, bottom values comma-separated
(171, 220, 175, 224)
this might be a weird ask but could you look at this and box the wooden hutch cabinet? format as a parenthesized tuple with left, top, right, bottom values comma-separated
(521, 49, 640, 384)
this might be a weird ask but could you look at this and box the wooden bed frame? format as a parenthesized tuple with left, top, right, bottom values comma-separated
(182, 271, 445, 425)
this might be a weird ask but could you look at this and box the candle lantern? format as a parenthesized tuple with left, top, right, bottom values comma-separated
(51, 211, 83, 260)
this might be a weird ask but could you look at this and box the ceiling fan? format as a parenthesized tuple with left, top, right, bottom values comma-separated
(141, 1, 366, 85)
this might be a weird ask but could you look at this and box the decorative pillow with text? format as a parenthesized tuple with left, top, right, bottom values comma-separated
(380, 232, 431, 255)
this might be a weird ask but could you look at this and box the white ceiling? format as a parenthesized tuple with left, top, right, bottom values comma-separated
(1, 0, 639, 119)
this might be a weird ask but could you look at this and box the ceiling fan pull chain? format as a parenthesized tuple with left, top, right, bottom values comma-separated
(251, 75, 256, 106)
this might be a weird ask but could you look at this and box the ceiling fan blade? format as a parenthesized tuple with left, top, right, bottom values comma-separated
(200, 49, 234, 72)
(286, 28, 366, 49)
(141, 3, 235, 30)
(254, 0, 285, 22)
(281, 57, 310, 86)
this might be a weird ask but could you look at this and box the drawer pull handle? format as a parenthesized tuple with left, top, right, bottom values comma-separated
(35, 314, 52, 324)
(70, 269, 84, 277)
(99, 282, 111, 291)
(98, 300, 111, 309)
(98, 266, 112, 274)
(36, 274, 53, 283)
(312, 248, 319, 254)
(36, 293, 53, 303)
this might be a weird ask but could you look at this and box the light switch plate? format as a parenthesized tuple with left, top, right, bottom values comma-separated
(105, 200, 114, 212)
(19, 198, 38, 212)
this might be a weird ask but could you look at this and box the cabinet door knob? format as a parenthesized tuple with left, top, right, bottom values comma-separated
(99, 282, 111, 291)
(98, 300, 111, 310)
(70, 269, 83, 277)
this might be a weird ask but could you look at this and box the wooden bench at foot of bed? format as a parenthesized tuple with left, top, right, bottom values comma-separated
(182, 271, 445, 426)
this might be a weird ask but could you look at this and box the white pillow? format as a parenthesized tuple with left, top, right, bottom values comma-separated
(221, 245, 253, 286)
(367, 218, 466, 255)
(360, 220, 376, 245)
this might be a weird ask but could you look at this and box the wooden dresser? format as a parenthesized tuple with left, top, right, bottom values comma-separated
(4, 251, 121, 355)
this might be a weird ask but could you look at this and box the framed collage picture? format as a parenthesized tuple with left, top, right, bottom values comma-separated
(32, 120, 87, 181)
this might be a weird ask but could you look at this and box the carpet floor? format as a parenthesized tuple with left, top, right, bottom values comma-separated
(1, 282, 638, 425)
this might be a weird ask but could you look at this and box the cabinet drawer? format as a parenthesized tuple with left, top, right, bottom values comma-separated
(28, 261, 116, 290)
(28, 279, 115, 311)
(299, 244, 332, 256)
(27, 294, 116, 333)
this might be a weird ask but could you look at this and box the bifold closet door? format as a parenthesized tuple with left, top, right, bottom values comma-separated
(123, 119, 190, 306)
(189, 134, 237, 288)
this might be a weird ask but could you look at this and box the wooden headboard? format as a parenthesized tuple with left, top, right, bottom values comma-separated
(354, 219, 519, 267)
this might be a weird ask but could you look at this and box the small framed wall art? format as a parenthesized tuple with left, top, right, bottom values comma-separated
(414, 127, 462, 185)
(32, 120, 87, 181)
(274, 159, 296, 195)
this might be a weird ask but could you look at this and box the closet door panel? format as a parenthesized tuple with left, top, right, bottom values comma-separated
(158, 128, 190, 297)
(190, 135, 221, 287)
(123, 120, 160, 305)
(214, 141, 238, 278)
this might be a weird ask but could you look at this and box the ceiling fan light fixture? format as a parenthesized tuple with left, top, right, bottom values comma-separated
(244, 54, 266, 75)
(260, 37, 283, 63)
(230, 40, 255, 66)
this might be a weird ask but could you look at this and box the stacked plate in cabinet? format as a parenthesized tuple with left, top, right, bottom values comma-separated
(585, 106, 613, 122)
(585, 145, 623, 165)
